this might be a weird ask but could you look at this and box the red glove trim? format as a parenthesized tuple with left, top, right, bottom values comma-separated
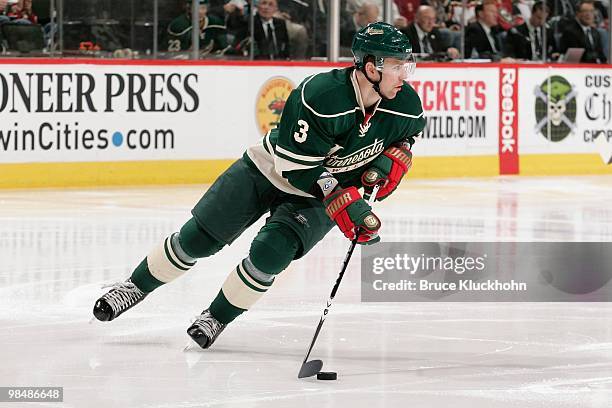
(324, 186, 361, 220)
(383, 146, 412, 172)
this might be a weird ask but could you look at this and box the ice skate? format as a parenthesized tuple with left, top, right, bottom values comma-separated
(93, 279, 148, 322)
(187, 309, 226, 349)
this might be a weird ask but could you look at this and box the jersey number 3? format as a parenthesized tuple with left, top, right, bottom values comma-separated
(293, 119, 309, 143)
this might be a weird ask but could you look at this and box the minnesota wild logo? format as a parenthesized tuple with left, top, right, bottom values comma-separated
(256, 76, 294, 136)
(366, 27, 384, 35)
(534, 76, 577, 142)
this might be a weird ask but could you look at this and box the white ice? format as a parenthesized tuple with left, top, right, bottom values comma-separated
(1, 175, 612, 407)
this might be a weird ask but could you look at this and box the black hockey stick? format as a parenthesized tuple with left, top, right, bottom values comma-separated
(298, 183, 381, 379)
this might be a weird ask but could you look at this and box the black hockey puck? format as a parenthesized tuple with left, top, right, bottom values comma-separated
(316, 371, 337, 380)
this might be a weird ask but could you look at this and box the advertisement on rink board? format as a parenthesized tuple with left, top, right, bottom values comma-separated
(0, 61, 610, 185)
(519, 68, 612, 154)
(0, 63, 501, 165)
(0, 64, 202, 163)
(408, 68, 499, 157)
(253, 69, 500, 158)
(0, 64, 323, 164)
(498, 67, 519, 174)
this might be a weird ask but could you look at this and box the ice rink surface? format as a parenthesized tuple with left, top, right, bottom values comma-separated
(1, 175, 612, 407)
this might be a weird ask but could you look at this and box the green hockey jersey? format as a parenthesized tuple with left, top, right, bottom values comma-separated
(165, 14, 227, 53)
(246, 67, 425, 198)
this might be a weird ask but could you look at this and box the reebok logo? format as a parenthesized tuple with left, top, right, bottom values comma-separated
(498, 68, 519, 174)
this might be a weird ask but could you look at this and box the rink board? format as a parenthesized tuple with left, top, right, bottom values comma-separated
(0, 60, 610, 188)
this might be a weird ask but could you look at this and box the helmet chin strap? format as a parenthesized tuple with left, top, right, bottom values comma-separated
(360, 66, 388, 101)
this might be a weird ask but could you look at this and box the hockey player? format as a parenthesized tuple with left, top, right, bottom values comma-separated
(93, 22, 425, 349)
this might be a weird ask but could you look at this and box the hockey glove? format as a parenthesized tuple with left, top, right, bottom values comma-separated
(362, 145, 413, 201)
(323, 186, 381, 245)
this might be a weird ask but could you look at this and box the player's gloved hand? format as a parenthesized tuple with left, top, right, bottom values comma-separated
(362, 145, 413, 201)
(323, 186, 381, 245)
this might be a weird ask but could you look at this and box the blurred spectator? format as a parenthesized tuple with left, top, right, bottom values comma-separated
(496, 0, 522, 30)
(403, 5, 460, 59)
(352, 1, 380, 29)
(592, 0, 608, 59)
(559, 0, 607, 63)
(224, 0, 249, 49)
(272, 0, 309, 59)
(3, 0, 37, 24)
(165, 0, 228, 54)
(276, 0, 327, 56)
(429, 0, 453, 27)
(448, 0, 477, 29)
(222, 0, 247, 18)
(0, 0, 9, 25)
(514, 0, 534, 21)
(276, 0, 310, 23)
(284, 20, 308, 59)
(546, 0, 576, 19)
(207, 0, 236, 20)
(345, 0, 406, 28)
(253, 0, 290, 59)
(394, 0, 421, 23)
(340, 1, 379, 54)
(593, 0, 608, 26)
(504, 1, 554, 60)
(464, 1, 504, 59)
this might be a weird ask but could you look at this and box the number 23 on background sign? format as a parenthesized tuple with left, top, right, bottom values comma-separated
(293, 120, 309, 143)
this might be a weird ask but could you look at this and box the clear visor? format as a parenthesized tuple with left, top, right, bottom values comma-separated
(377, 55, 416, 80)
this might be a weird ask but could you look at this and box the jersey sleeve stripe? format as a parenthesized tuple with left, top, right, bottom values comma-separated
(168, 25, 192, 36)
(275, 149, 323, 166)
(263, 132, 273, 154)
(275, 145, 325, 163)
(377, 108, 424, 119)
(274, 154, 320, 174)
(301, 75, 360, 118)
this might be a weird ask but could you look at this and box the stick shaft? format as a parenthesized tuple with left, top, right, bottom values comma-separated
(300, 184, 380, 364)
(301, 235, 358, 363)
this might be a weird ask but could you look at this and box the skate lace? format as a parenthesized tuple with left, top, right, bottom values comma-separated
(101, 281, 145, 313)
(192, 312, 223, 337)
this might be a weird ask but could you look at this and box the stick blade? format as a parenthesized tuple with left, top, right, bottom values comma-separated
(298, 359, 323, 379)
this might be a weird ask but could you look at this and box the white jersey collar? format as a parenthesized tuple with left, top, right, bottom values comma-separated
(350, 69, 381, 117)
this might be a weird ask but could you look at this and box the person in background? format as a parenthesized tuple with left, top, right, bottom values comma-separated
(394, 0, 421, 24)
(429, 0, 454, 28)
(546, 0, 576, 19)
(504, 1, 554, 60)
(165, 0, 228, 54)
(464, 1, 504, 59)
(253, 0, 290, 59)
(403, 5, 460, 59)
(559, 0, 607, 63)
(0, 0, 9, 25)
(274, 0, 309, 59)
(3, 0, 37, 24)
(346, 0, 407, 28)
(496, 0, 523, 30)
(340, 1, 379, 55)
